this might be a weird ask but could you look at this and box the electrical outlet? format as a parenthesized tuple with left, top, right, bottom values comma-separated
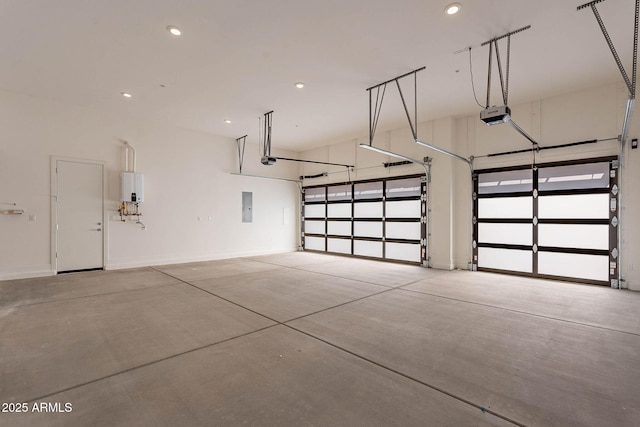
(632, 138, 638, 149)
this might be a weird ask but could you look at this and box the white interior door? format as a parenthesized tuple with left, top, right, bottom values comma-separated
(56, 160, 104, 272)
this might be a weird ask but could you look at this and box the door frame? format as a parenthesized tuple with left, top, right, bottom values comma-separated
(50, 156, 108, 273)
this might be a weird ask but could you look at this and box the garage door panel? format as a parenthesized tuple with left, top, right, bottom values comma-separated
(478, 197, 532, 219)
(327, 238, 351, 254)
(305, 204, 325, 218)
(328, 203, 351, 218)
(386, 222, 421, 240)
(386, 200, 420, 218)
(354, 240, 383, 258)
(354, 222, 383, 238)
(538, 224, 608, 250)
(478, 223, 532, 246)
(354, 202, 383, 218)
(305, 236, 325, 251)
(304, 220, 324, 235)
(386, 242, 420, 262)
(538, 194, 609, 219)
(538, 252, 609, 282)
(478, 247, 533, 273)
(327, 221, 351, 236)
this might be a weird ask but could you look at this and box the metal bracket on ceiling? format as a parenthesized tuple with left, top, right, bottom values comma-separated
(481, 25, 531, 108)
(260, 110, 275, 164)
(578, 0, 639, 144)
(362, 67, 471, 172)
(236, 135, 247, 174)
(259, 110, 354, 170)
(361, 67, 436, 176)
(366, 66, 426, 145)
(479, 25, 540, 147)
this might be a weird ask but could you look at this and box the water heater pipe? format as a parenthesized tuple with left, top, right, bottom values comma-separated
(121, 140, 137, 172)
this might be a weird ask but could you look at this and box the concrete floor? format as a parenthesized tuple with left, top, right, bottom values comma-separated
(1, 252, 639, 426)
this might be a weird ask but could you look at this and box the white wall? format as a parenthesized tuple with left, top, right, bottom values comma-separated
(300, 82, 640, 290)
(0, 90, 299, 279)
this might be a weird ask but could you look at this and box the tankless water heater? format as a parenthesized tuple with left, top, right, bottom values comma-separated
(121, 172, 144, 202)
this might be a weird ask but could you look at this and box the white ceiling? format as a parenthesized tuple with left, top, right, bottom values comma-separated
(1, 0, 635, 151)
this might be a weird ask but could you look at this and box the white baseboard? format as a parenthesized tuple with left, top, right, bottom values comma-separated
(0, 265, 55, 281)
(429, 262, 455, 271)
(105, 247, 297, 271)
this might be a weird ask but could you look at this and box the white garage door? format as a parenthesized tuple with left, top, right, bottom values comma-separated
(473, 157, 618, 286)
(303, 175, 427, 265)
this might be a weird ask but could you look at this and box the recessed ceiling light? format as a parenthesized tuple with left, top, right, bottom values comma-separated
(445, 3, 461, 15)
(121, 92, 132, 98)
(224, 119, 232, 124)
(295, 82, 305, 89)
(167, 26, 182, 36)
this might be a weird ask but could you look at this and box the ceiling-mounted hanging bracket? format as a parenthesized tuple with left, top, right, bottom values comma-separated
(477, 25, 539, 146)
(258, 110, 354, 170)
(260, 111, 275, 165)
(366, 66, 425, 145)
(480, 25, 531, 109)
(480, 25, 532, 47)
(361, 67, 432, 176)
(578, 0, 638, 97)
(236, 135, 248, 174)
(578, 0, 638, 143)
